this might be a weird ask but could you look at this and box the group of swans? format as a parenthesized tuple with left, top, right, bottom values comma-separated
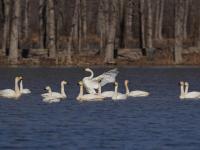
(179, 81, 200, 99)
(41, 81, 67, 103)
(0, 76, 31, 99)
(83, 68, 119, 94)
(0, 68, 148, 102)
(3, 69, 199, 103)
(77, 68, 149, 101)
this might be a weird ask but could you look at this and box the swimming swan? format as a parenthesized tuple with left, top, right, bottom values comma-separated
(98, 82, 115, 98)
(42, 86, 61, 103)
(124, 80, 149, 97)
(0, 76, 22, 99)
(82, 68, 118, 94)
(76, 81, 104, 101)
(41, 81, 67, 99)
(179, 81, 200, 99)
(20, 79, 31, 94)
(112, 82, 127, 100)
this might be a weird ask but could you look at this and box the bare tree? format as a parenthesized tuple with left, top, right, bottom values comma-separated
(24, 0, 29, 40)
(154, 0, 164, 40)
(9, 0, 21, 64)
(47, 0, 56, 58)
(183, 0, 189, 39)
(174, 0, 184, 64)
(146, 0, 153, 58)
(123, 0, 133, 48)
(104, 0, 118, 64)
(139, 0, 145, 49)
(2, 0, 11, 55)
(97, 0, 110, 55)
(97, 0, 104, 53)
(66, 0, 80, 63)
(39, 0, 46, 49)
(82, 0, 87, 48)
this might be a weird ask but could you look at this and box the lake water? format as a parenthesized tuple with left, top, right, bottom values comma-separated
(0, 67, 200, 150)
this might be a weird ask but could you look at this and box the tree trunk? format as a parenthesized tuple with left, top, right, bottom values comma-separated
(24, 0, 29, 40)
(104, 0, 117, 64)
(9, 0, 21, 64)
(97, 0, 104, 54)
(154, 0, 164, 40)
(2, 0, 11, 56)
(197, 6, 200, 48)
(66, 0, 81, 63)
(81, 0, 87, 48)
(47, 0, 56, 58)
(73, 0, 80, 53)
(139, 0, 145, 49)
(123, 0, 133, 48)
(146, 0, 153, 58)
(78, 0, 82, 53)
(39, 0, 45, 49)
(183, 0, 189, 40)
(174, 0, 184, 64)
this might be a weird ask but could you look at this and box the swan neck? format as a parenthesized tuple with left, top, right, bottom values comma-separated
(78, 84, 83, 97)
(185, 84, 188, 94)
(61, 83, 66, 96)
(98, 83, 101, 95)
(47, 88, 52, 96)
(125, 82, 130, 95)
(20, 80, 23, 92)
(113, 84, 118, 98)
(15, 78, 20, 94)
(88, 69, 94, 79)
(180, 84, 184, 97)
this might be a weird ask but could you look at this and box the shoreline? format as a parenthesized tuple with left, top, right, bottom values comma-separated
(0, 64, 199, 68)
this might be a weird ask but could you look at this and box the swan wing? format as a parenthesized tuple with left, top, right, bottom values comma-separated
(80, 94, 104, 101)
(22, 89, 31, 94)
(101, 91, 115, 98)
(92, 68, 119, 87)
(41, 93, 50, 97)
(0, 89, 15, 94)
(185, 92, 200, 99)
(43, 97, 61, 103)
(112, 93, 127, 100)
(41, 92, 62, 98)
(82, 78, 98, 94)
(129, 91, 149, 97)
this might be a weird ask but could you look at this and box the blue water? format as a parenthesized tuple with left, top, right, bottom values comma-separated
(0, 67, 200, 150)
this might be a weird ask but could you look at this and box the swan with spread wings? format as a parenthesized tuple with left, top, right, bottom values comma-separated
(82, 68, 119, 94)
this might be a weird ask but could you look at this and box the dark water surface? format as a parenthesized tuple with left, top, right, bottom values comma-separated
(0, 67, 200, 150)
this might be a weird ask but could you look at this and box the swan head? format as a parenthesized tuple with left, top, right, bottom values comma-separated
(114, 82, 118, 86)
(185, 82, 189, 86)
(19, 76, 23, 80)
(179, 81, 184, 86)
(62, 80, 67, 85)
(16, 76, 22, 81)
(85, 68, 91, 72)
(125, 80, 129, 84)
(78, 81, 83, 86)
(45, 86, 51, 91)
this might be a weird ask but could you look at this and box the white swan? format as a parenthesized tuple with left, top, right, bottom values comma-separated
(83, 68, 118, 94)
(41, 81, 67, 99)
(98, 82, 115, 98)
(20, 79, 31, 94)
(76, 81, 104, 101)
(124, 80, 149, 97)
(0, 76, 22, 99)
(112, 82, 127, 100)
(180, 81, 200, 99)
(42, 86, 61, 103)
